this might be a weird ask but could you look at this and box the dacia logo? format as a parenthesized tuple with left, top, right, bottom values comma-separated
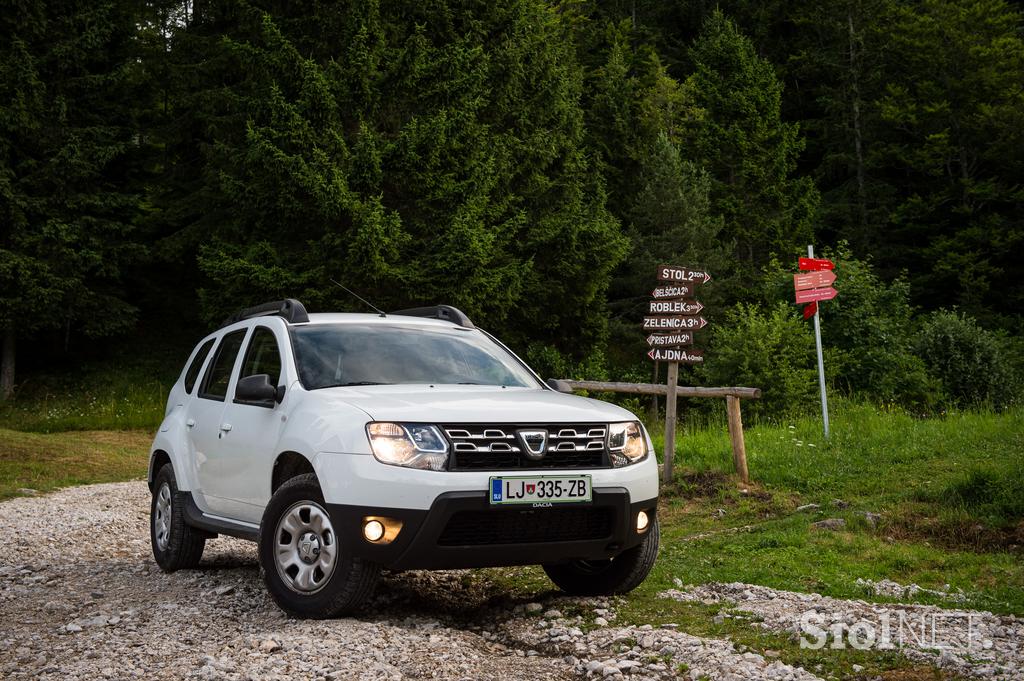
(517, 429, 548, 461)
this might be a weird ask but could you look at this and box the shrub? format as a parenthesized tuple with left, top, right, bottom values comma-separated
(697, 302, 817, 419)
(916, 310, 1019, 408)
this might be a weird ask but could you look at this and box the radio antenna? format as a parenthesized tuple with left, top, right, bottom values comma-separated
(330, 279, 387, 317)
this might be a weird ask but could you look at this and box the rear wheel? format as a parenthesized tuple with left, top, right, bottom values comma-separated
(259, 473, 379, 618)
(151, 464, 206, 571)
(543, 518, 659, 596)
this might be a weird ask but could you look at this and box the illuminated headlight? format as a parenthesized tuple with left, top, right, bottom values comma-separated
(608, 421, 648, 467)
(366, 423, 449, 471)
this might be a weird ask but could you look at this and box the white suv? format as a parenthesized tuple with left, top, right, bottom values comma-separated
(149, 300, 659, 617)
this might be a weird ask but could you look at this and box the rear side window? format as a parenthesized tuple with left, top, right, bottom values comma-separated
(239, 327, 282, 386)
(183, 339, 216, 394)
(199, 330, 247, 401)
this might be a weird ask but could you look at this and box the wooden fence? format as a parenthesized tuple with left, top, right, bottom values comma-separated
(558, 380, 761, 484)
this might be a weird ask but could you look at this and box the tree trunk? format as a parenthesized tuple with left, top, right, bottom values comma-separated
(848, 11, 868, 234)
(0, 328, 14, 402)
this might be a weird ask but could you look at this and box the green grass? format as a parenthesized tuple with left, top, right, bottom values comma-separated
(0, 428, 151, 500)
(0, 363, 170, 432)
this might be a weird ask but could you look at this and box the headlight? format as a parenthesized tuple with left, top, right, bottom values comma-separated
(366, 422, 449, 471)
(608, 421, 647, 467)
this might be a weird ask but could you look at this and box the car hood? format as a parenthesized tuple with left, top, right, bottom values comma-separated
(313, 385, 638, 423)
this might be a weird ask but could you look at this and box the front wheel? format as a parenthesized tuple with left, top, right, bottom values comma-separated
(259, 474, 380, 618)
(543, 518, 659, 596)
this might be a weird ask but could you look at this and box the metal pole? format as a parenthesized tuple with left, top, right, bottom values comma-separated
(808, 245, 830, 439)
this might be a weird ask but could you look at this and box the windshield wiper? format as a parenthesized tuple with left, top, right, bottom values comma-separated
(330, 381, 392, 387)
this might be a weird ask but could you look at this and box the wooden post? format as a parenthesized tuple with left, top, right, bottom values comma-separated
(663, 362, 678, 484)
(649, 361, 660, 423)
(726, 395, 749, 483)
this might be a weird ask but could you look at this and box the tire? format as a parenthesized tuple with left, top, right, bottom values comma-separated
(258, 473, 380, 618)
(543, 517, 660, 596)
(151, 463, 206, 571)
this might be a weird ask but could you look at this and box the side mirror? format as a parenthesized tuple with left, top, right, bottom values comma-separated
(546, 378, 574, 394)
(236, 374, 278, 405)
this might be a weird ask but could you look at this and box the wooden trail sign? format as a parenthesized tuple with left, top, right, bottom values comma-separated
(651, 284, 693, 299)
(643, 315, 708, 331)
(657, 265, 712, 284)
(646, 332, 694, 347)
(648, 347, 704, 363)
(794, 270, 836, 291)
(648, 299, 704, 315)
(795, 286, 838, 304)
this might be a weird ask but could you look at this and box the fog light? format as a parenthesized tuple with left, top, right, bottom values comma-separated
(363, 519, 385, 542)
(636, 510, 650, 533)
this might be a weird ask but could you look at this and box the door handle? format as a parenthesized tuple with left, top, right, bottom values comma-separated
(219, 423, 233, 432)
(186, 419, 196, 429)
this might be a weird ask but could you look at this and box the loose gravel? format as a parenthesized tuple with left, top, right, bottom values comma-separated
(4, 482, 1018, 680)
(662, 583, 1023, 679)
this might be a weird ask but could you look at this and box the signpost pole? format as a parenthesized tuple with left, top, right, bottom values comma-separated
(663, 361, 678, 484)
(808, 245, 831, 439)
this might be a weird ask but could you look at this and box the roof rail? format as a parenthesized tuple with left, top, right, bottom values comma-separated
(392, 304, 474, 328)
(220, 299, 310, 328)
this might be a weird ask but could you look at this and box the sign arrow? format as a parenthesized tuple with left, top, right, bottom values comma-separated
(657, 264, 712, 284)
(648, 347, 704, 363)
(795, 286, 838, 304)
(794, 270, 836, 291)
(643, 315, 708, 331)
(803, 301, 818, 320)
(651, 284, 693, 300)
(648, 299, 704, 315)
(799, 257, 835, 271)
(646, 332, 694, 348)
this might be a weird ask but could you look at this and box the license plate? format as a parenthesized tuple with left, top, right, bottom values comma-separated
(488, 475, 592, 505)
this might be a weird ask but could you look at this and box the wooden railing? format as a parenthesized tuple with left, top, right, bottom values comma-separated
(558, 380, 761, 484)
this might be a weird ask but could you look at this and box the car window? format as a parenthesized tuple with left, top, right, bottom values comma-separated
(238, 326, 282, 386)
(291, 324, 541, 389)
(198, 330, 247, 401)
(183, 338, 216, 394)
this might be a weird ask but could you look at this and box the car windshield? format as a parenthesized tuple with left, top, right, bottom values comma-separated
(291, 324, 542, 389)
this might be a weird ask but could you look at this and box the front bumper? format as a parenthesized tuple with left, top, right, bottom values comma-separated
(326, 488, 658, 570)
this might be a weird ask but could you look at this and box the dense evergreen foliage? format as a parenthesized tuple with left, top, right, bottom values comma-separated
(1, 0, 1021, 411)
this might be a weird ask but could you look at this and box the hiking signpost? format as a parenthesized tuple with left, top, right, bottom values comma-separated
(647, 264, 711, 483)
(796, 247, 836, 439)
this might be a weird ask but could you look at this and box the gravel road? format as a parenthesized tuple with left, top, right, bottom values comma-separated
(2, 482, 1017, 680)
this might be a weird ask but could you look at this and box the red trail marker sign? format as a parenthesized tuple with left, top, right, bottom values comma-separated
(794, 270, 836, 291)
(795, 286, 838, 304)
(799, 257, 835, 271)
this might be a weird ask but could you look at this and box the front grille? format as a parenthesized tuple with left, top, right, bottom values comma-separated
(438, 507, 614, 546)
(443, 424, 609, 470)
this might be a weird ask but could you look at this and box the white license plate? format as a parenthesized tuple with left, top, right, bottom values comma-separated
(489, 475, 592, 505)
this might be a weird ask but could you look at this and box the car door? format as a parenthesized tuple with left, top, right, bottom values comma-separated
(214, 324, 288, 523)
(187, 327, 248, 516)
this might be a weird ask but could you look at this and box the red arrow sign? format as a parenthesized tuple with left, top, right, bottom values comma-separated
(799, 257, 835, 271)
(803, 302, 817, 320)
(794, 270, 836, 291)
(651, 284, 693, 300)
(657, 265, 712, 284)
(795, 286, 838, 304)
(648, 348, 704, 363)
(646, 332, 694, 347)
(643, 315, 708, 331)
(648, 299, 704, 315)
